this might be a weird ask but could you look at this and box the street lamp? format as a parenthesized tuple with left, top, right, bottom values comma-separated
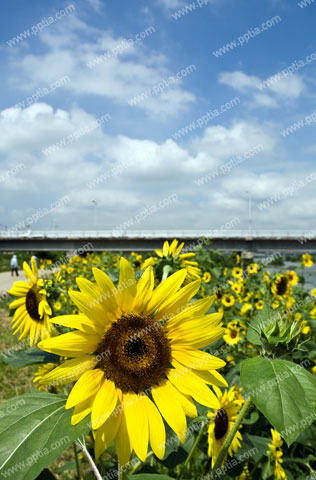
(92, 200, 98, 234)
(245, 190, 252, 237)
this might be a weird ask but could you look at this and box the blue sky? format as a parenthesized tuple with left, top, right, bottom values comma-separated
(1, 0, 316, 232)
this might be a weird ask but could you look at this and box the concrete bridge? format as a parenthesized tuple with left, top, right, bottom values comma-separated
(0, 230, 315, 252)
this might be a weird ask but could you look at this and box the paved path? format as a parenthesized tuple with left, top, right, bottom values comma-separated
(0, 271, 27, 296)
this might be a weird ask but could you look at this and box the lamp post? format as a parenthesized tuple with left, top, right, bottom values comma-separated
(246, 190, 252, 237)
(92, 200, 98, 234)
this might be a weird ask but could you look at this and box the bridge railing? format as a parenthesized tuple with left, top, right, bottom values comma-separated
(0, 230, 314, 239)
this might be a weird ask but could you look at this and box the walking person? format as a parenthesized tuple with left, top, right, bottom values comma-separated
(10, 254, 19, 277)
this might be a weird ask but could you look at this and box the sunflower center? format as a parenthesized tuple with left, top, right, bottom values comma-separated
(214, 408, 229, 440)
(230, 329, 238, 339)
(97, 314, 171, 393)
(276, 276, 288, 296)
(25, 286, 42, 322)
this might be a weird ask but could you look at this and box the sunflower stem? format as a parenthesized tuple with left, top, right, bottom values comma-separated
(77, 442, 103, 480)
(184, 420, 208, 471)
(162, 265, 172, 281)
(210, 396, 252, 478)
(73, 442, 81, 480)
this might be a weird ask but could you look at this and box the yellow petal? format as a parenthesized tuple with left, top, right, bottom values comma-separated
(133, 267, 154, 314)
(92, 267, 120, 317)
(168, 362, 219, 408)
(50, 314, 103, 335)
(9, 297, 25, 309)
(118, 258, 137, 313)
(91, 378, 118, 429)
(123, 393, 148, 461)
(115, 408, 132, 466)
(23, 261, 37, 283)
(192, 369, 228, 388)
(166, 297, 215, 330)
(176, 391, 197, 418)
(38, 331, 100, 357)
(66, 369, 104, 409)
(68, 290, 108, 327)
(72, 396, 94, 425)
(31, 257, 39, 277)
(155, 279, 201, 321)
(146, 270, 187, 315)
(163, 241, 170, 256)
(169, 239, 178, 254)
(175, 242, 184, 255)
(141, 395, 166, 460)
(38, 356, 97, 386)
(76, 277, 101, 299)
(152, 380, 187, 443)
(172, 347, 226, 370)
(94, 404, 122, 459)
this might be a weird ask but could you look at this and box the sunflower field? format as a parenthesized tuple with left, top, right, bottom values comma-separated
(1, 240, 316, 480)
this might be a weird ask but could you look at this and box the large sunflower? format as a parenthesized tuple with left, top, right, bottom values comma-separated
(38, 258, 226, 465)
(142, 239, 201, 282)
(8, 257, 52, 346)
(207, 386, 244, 467)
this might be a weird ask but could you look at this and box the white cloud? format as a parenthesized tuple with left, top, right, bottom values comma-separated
(268, 75, 305, 99)
(86, 0, 103, 13)
(219, 70, 306, 108)
(157, 0, 186, 10)
(1, 103, 296, 230)
(8, 16, 195, 118)
(219, 71, 259, 91)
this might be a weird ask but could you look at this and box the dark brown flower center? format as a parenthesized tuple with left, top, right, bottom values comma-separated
(25, 286, 42, 322)
(97, 314, 171, 393)
(214, 408, 229, 440)
(230, 329, 238, 339)
(276, 276, 288, 296)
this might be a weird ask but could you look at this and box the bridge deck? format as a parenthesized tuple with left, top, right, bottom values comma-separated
(0, 231, 315, 251)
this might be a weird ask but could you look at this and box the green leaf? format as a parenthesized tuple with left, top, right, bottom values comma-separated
(246, 304, 271, 345)
(0, 392, 91, 480)
(1, 347, 59, 368)
(240, 357, 316, 446)
(236, 434, 270, 463)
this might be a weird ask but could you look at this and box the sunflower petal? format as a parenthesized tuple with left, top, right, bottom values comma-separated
(50, 314, 103, 334)
(91, 378, 118, 429)
(168, 362, 219, 408)
(38, 356, 97, 386)
(72, 396, 94, 425)
(66, 369, 104, 409)
(92, 267, 120, 317)
(141, 395, 166, 460)
(38, 331, 100, 356)
(172, 347, 226, 370)
(133, 267, 154, 314)
(123, 393, 148, 461)
(115, 409, 132, 466)
(146, 269, 187, 315)
(155, 279, 201, 321)
(68, 290, 108, 327)
(94, 405, 122, 459)
(152, 380, 187, 443)
(166, 297, 215, 329)
(118, 258, 137, 314)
